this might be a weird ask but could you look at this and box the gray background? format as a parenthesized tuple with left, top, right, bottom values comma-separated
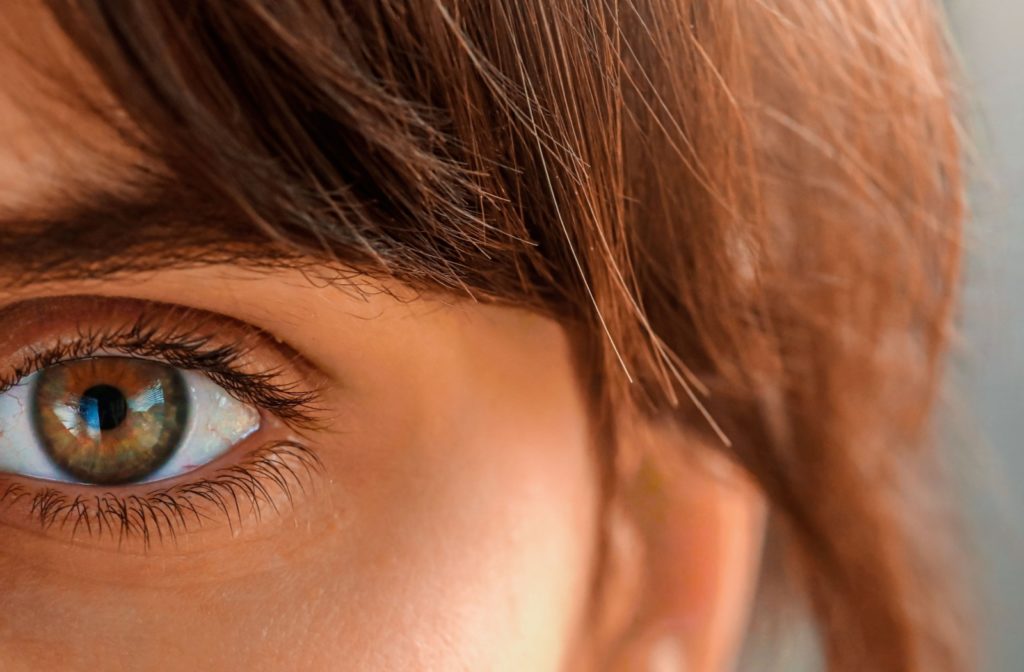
(947, 2, 1022, 670)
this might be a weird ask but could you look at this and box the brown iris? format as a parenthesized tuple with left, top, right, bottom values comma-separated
(31, 357, 189, 485)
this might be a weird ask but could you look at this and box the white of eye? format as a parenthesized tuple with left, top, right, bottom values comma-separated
(0, 367, 260, 485)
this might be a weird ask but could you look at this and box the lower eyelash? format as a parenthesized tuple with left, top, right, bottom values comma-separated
(0, 441, 323, 549)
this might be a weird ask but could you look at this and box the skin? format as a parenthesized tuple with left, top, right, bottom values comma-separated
(0, 7, 763, 671)
(0, 271, 602, 671)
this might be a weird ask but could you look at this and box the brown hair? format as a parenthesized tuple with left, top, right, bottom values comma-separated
(42, 1, 967, 669)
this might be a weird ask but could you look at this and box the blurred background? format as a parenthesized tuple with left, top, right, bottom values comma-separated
(946, 2, 1022, 670)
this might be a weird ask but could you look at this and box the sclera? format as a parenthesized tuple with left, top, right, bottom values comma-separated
(0, 362, 260, 485)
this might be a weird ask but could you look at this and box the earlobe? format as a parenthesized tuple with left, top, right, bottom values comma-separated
(604, 425, 766, 672)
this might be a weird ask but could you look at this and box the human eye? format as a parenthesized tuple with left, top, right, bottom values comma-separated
(0, 295, 324, 547)
(0, 357, 259, 485)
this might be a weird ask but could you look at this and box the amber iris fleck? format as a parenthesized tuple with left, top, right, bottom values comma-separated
(31, 357, 190, 485)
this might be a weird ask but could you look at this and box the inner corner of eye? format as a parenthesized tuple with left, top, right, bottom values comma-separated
(0, 358, 262, 487)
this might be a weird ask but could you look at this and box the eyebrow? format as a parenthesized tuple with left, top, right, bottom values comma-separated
(0, 184, 321, 289)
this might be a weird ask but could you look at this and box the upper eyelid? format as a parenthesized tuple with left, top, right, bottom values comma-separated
(0, 296, 327, 428)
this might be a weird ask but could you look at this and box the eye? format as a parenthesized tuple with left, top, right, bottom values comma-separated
(0, 356, 260, 485)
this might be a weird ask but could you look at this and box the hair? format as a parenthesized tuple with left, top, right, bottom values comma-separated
(39, 1, 967, 670)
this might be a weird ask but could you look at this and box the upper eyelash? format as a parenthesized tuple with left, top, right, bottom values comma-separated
(0, 310, 323, 428)
(0, 441, 324, 550)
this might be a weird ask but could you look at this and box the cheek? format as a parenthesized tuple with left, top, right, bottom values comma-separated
(293, 311, 601, 671)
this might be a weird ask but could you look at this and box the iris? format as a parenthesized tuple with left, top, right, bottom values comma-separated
(31, 358, 190, 485)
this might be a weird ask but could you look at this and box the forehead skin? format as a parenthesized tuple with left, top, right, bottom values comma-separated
(0, 8, 601, 672)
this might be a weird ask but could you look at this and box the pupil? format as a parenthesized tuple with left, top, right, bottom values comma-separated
(79, 384, 129, 431)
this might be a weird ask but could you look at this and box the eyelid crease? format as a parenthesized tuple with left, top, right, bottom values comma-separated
(0, 440, 323, 550)
(0, 296, 327, 430)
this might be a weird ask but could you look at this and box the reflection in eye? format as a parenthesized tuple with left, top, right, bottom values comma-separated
(0, 357, 260, 485)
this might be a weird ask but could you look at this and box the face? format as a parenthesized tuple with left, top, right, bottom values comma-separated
(0, 12, 600, 672)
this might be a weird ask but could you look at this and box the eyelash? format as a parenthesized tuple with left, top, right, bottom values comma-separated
(0, 313, 321, 428)
(0, 441, 323, 549)
(0, 305, 327, 548)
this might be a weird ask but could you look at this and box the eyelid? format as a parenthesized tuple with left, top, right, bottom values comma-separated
(0, 295, 327, 429)
(0, 440, 324, 549)
(0, 295, 330, 549)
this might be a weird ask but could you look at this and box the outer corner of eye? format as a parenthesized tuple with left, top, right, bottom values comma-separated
(0, 358, 260, 486)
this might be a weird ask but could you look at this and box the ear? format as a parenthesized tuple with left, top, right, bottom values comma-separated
(608, 424, 766, 672)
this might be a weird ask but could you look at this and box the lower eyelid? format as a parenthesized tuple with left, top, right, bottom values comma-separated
(0, 440, 324, 550)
